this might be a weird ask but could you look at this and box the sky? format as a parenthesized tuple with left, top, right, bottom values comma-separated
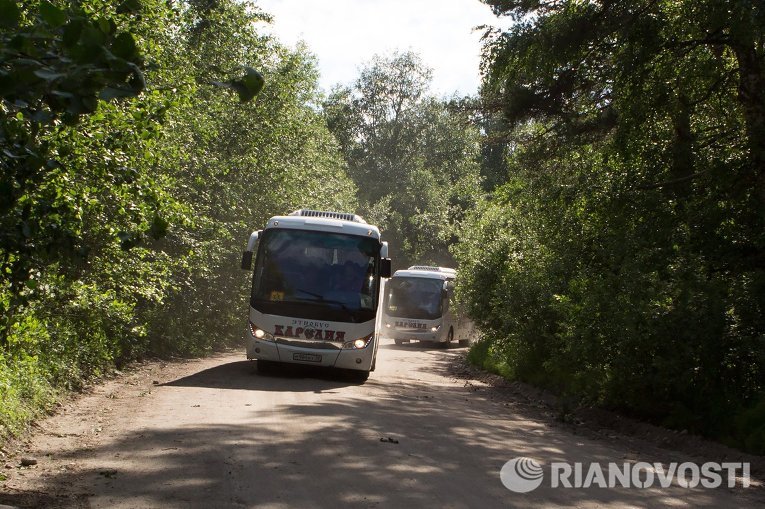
(254, 0, 505, 98)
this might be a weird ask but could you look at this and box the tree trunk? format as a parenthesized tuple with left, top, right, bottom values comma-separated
(733, 44, 765, 207)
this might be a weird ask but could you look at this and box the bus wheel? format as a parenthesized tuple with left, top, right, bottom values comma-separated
(394, 339, 404, 345)
(350, 370, 369, 383)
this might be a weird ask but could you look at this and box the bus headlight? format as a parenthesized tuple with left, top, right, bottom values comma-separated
(343, 334, 373, 350)
(431, 325, 441, 332)
(249, 322, 275, 341)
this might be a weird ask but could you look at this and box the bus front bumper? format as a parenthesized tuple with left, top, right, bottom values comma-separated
(385, 330, 444, 342)
(247, 337, 373, 371)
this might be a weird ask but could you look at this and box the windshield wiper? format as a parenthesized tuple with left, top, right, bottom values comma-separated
(295, 288, 324, 300)
(293, 289, 356, 316)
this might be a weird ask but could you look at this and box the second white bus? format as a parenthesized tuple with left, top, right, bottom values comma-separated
(381, 266, 474, 347)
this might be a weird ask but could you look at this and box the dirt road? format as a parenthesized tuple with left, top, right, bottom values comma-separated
(1, 342, 762, 508)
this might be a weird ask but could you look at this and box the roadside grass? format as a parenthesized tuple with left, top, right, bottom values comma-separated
(466, 337, 513, 380)
(0, 359, 58, 443)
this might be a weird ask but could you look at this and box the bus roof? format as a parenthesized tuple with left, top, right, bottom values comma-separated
(263, 209, 381, 240)
(392, 266, 456, 280)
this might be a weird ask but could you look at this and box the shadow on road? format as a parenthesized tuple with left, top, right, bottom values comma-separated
(2, 374, 752, 509)
(163, 340, 464, 391)
(2, 349, 760, 509)
(162, 360, 364, 391)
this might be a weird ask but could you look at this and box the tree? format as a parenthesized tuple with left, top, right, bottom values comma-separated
(324, 51, 483, 268)
(0, 0, 355, 440)
(0, 0, 147, 337)
(458, 0, 765, 452)
(0, 0, 268, 346)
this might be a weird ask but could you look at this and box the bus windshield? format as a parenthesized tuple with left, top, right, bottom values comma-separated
(385, 277, 444, 320)
(250, 229, 380, 323)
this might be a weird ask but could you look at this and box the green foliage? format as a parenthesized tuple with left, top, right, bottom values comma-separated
(0, 0, 147, 318)
(0, 307, 57, 438)
(0, 0, 352, 443)
(466, 336, 513, 380)
(461, 0, 765, 453)
(323, 51, 483, 268)
(143, 3, 356, 355)
(730, 396, 765, 455)
(212, 66, 265, 103)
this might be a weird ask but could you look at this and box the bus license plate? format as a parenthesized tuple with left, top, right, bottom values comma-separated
(293, 353, 322, 363)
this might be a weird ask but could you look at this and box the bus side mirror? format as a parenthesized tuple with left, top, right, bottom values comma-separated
(241, 250, 253, 270)
(241, 230, 260, 270)
(380, 258, 392, 278)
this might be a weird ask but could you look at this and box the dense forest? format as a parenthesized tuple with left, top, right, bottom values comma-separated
(457, 0, 765, 454)
(0, 0, 358, 438)
(1, 0, 763, 455)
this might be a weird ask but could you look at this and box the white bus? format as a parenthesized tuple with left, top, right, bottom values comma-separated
(241, 209, 392, 381)
(381, 266, 474, 347)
